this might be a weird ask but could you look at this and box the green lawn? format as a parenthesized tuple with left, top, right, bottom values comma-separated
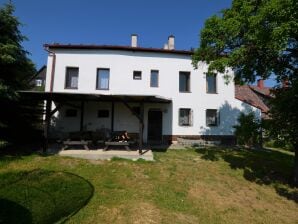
(0, 147, 297, 224)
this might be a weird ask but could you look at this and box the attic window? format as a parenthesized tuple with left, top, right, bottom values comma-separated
(133, 71, 142, 80)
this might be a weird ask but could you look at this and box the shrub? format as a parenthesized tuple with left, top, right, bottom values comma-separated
(234, 112, 261, 147)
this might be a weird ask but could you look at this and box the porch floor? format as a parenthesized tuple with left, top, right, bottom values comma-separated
(57, 148, 154, 161)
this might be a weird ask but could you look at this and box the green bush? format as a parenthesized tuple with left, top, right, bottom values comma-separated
(234, 112, 261, 147)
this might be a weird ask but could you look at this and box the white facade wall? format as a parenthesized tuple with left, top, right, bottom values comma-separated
(45, 49, 261, 141)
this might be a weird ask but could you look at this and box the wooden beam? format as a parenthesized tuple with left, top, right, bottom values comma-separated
(60, 102, 80, 109)
(121, 99, 143, 122)
(49, 104, 62, 117)
(80, 101, 85, 131)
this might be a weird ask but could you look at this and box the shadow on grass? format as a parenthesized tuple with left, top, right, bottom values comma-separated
(195, 147, 298, 203)
(0, 199, 32, 224)
(0, 169, 94, 224)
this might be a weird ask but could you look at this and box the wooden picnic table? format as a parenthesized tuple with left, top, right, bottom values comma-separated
(104, 141, 130, 151)
(62, 140, 90, 150)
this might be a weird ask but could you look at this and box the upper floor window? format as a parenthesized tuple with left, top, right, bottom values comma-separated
(206, 109, 219, 126)
(206, 74, 217, 93)
(179, 72, 190, 92)
(179, 108, 192, 126)
(97, 68, 110, 90)
(65, 67, 79, 89)
(150, 70, 159, 87)
(133, 71, 142, 80)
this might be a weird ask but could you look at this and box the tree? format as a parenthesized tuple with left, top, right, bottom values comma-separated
(0, 3, 35, 100)
(192, 0, 298, 185)
(0, 3, 38, 146)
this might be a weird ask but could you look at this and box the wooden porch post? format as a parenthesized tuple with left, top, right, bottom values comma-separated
(139, 102, 144, 154)
(43, 99, 52, 153)
(111, 101, 114, 132)
(80, 101, 85, 131)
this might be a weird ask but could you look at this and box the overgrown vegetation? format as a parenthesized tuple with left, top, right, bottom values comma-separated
(0, 3, 42, 147)
(192, 0, 298, 185)
(0, 149, 297, 223)
(234, 112, 261, 147)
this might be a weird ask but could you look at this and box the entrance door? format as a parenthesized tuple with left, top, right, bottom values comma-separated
(147, 110, 162, 143)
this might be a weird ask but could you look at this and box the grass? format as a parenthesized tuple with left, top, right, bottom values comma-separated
(0, 147, 297, 224)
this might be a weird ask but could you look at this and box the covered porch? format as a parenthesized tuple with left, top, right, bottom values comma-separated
(20, 91, 172, 155)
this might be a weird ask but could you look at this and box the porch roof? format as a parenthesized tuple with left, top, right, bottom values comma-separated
(19, 91, 172, 103)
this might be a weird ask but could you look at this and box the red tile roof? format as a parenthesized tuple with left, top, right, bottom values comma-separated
(235, 85, 269, 113)
(249, 85, 272, 97)
(44, 44, 192, 55)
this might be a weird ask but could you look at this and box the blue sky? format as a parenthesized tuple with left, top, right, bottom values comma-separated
(1, 0, 275, 86)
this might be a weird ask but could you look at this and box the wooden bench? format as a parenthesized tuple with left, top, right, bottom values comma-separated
(62, 140, 90, 150)
(104, 141, 130, 151)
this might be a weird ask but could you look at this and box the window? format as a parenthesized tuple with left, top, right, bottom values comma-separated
(35, 79, 43, 87)
(150, 70, 159, 87)
(97, 68, 110, 90)
(179, 72, 190, 92)
(206, 74, 217, 93)
(133, 71, 142, 80)
(179, 108, 192, 126)
(65, 109, 77, 117)
(98, 110, 109, 118)
(206, 109, 219, 126)
(65, 67, 79, 89)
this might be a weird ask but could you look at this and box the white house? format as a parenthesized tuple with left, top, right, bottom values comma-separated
(42, 35, 261, 145)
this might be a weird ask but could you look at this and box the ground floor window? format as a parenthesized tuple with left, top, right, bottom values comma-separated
(179, 108, 192, 126)
(206, 109, 219, 126)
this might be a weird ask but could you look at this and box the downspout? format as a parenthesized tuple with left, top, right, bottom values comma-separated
(44, 46, 56, 92)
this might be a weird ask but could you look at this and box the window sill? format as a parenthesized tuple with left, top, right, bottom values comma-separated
(206, 92, 218, 94)
(179, 91, 191, 93)
(96, 88, 109, 90)
(65, 87, 78, 90)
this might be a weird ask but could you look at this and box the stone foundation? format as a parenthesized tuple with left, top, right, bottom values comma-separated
(163, 135, 236, 145)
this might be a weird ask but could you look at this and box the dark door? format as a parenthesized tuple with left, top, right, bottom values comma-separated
(147, 110, 162, 143)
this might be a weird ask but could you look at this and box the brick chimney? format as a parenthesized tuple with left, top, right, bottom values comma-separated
(131, 34, 138, 47)
(168, 35, 175, 50)
(257, 79, 264, 88)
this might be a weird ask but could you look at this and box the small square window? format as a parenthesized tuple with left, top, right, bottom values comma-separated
(133, 71, 142, 80)
(206, 109, 219, 126)
(65, 109, 77, 117)
(35, 79, 43, 86)
(97, 110, 109, 118)
(179, 108, 192, 126)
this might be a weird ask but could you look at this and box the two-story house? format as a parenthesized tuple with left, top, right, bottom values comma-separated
(40, 35, 261, 146)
